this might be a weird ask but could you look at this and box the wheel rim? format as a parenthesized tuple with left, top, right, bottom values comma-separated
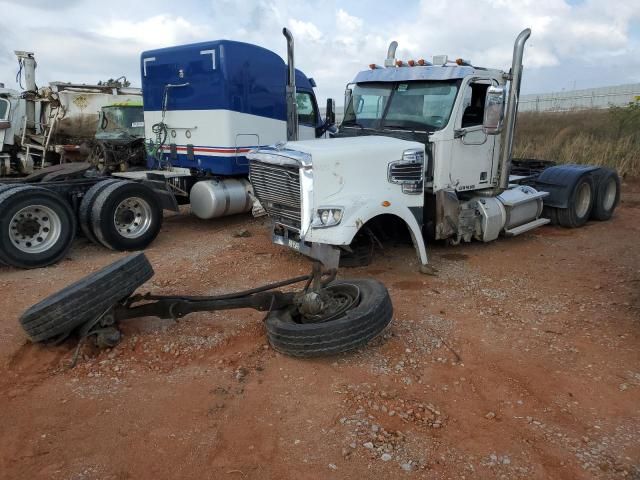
(575, 182, 591, 218)
(299, 283, 361, 324)
(602, 178, 617, 211)
(113, 196, 153, 239)
(9, 205, 62, 254)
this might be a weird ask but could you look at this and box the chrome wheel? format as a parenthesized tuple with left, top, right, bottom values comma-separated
(575, 182, 592, 219)
(602, 178, 617, 211)
(9, 205, 62, 254)
(113, 197, 153, 239)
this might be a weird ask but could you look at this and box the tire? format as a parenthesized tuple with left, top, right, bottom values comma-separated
(591, 169, 620, 221)
(20, 252, 154, 342)
(79, 179, 121, 245)
(265, 278, 393, 357)
(91, 181, 163, 251)
(0, 185, 76, 269)
(555, 175, 594, 228)
(542, 205, 559, 225)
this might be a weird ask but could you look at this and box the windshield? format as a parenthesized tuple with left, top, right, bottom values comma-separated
(342, 80, 459, 131)
(98, 106, 144, 139)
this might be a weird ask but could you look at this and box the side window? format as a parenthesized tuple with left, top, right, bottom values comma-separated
(296, 92, 317, 125)
(461, 82, 490, 128)
(0, 99, 9, 120)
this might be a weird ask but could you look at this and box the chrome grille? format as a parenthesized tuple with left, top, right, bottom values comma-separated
(389, 162, 423, 182)
(249, 161, 302, 229)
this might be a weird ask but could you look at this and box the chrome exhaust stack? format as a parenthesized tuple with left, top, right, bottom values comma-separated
(498, 28, 531, 191)
(384, 41, 398, 68)
(282, 28, 298, 142)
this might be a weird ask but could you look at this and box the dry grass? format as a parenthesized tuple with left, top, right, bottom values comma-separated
(513, 105, 640, 177)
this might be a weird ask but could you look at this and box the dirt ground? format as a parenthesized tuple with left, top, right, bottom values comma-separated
(0, 181, 639, 480)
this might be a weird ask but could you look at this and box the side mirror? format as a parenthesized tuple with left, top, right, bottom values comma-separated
(483, 86, 506, 135)
(325, 98, 336, 125)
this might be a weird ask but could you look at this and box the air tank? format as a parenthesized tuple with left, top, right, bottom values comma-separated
(189, 178, 253, 219)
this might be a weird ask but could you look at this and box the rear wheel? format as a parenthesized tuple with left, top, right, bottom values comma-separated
(591, 169, 620, 221)
(556, 175, 594, 228)
(0, 185, 76, 269)
(79, 179, 121, 245)
(91, 181, 163, 251)
(265, 279, 393, 357)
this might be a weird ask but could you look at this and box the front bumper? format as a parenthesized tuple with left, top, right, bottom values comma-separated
(272, 224, 341, 269)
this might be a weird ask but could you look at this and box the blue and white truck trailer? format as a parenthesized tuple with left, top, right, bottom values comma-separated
(0, 30, 334, 269)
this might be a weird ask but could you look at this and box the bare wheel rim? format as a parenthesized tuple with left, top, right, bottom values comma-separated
(575, 182, 591, 218)
(9, 205, 62, 254)
(602, 178, 617, 211)
(299, 283, 361, 324)
(113, 196, 152, 239)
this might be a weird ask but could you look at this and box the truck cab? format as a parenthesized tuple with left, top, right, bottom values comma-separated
(248, 29, 620, 270)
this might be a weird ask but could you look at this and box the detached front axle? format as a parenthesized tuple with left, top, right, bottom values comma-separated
(19, 253, 393, 360)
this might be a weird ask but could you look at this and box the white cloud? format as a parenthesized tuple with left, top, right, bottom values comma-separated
(0, 0, 638, 102)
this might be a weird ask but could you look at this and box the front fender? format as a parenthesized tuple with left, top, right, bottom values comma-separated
(305, 198, 428, 265)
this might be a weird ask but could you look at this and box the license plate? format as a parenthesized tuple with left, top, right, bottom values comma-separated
(288, 239, 300, 251)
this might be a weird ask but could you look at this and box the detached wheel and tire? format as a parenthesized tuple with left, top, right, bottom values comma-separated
(91, 181, 163, 251)
(20, 252, 153, 342)
(265, 279, 393, 357)
(555, 175, 594, 228)
(591, 169, 620, 221)
(0, 185, 76, 269)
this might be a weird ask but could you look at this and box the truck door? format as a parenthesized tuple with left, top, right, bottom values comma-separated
(448, 79, 495, 190)
(296, 91, 319, 140)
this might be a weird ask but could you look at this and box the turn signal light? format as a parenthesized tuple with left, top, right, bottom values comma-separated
(382, 201, 391, 207)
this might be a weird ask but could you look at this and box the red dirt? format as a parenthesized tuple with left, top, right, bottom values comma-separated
(1, 181, 639, 479)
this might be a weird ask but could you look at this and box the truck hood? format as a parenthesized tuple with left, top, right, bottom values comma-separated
(285, 136, 422, 164)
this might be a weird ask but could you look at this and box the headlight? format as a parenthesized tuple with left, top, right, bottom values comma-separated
(312, 207, 344, 228)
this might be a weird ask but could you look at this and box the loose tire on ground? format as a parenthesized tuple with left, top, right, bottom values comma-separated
(79, 179, 121, 245)
(591, 168, 620, 221)
(91, 181, 163, 251)
(0, 185, 76, 269)
(265, 279, 393, 357)
(20, 252, 154, 342)
(555, 174, 594, 228)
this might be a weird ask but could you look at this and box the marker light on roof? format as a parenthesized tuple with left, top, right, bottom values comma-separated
(417, 59, 426, 66)
(395, 60, 403, 67)
(408, 60, 416, 67)
(369, 63, 376, 69)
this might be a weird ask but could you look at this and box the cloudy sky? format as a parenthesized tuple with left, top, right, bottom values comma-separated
(1, 0, 639, 105)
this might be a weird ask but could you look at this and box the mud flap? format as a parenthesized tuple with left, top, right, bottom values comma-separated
(141, 173, 180, 212)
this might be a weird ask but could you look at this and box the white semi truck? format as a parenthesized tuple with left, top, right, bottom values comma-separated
(247, 29, 621, 271)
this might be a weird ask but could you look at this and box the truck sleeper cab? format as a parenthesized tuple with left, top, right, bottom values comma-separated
(248, 29, 621, 271)
(141, 40, 325, 176)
